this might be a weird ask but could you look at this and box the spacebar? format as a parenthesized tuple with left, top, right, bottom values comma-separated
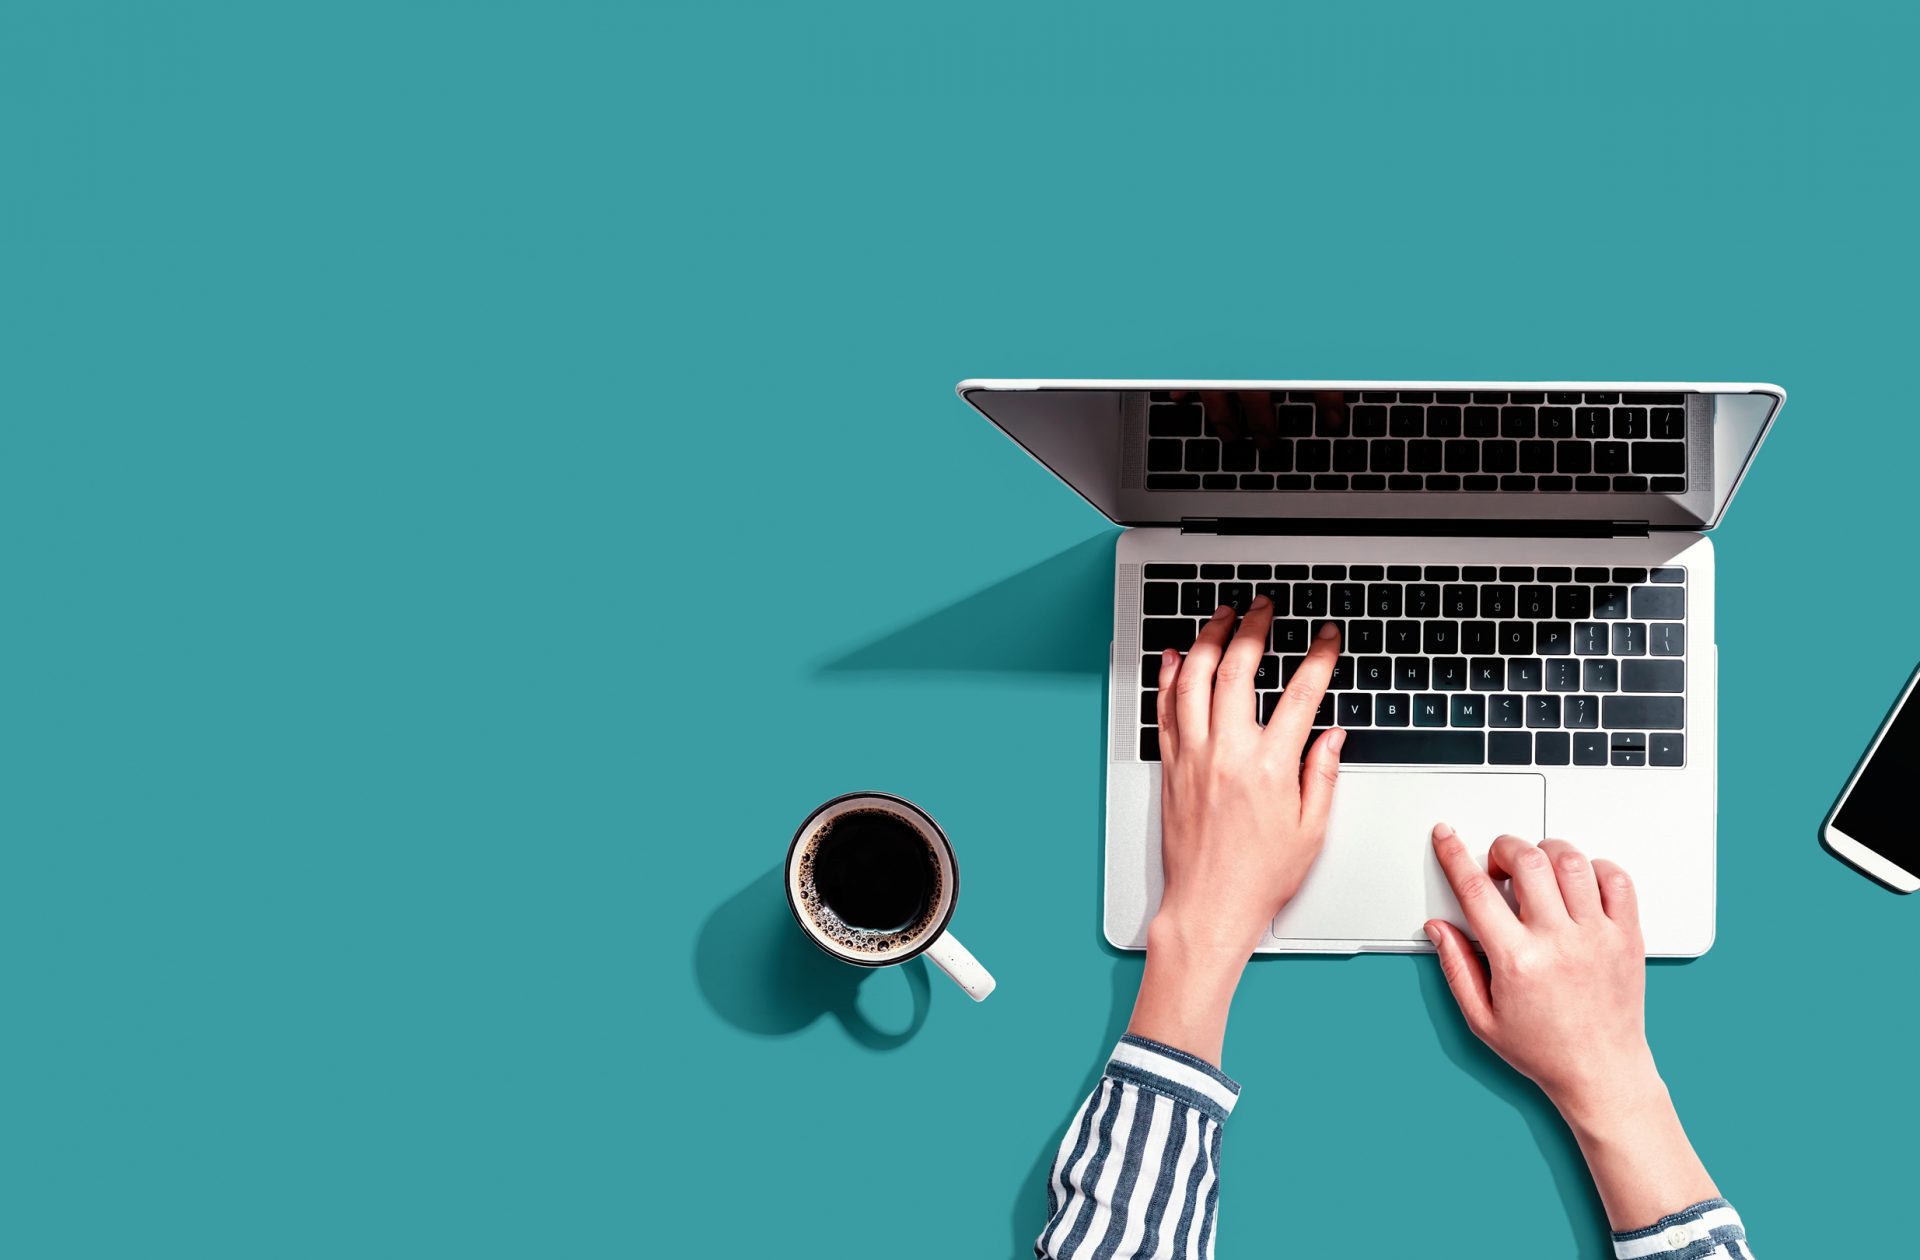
(1333, 731, 1485, 764)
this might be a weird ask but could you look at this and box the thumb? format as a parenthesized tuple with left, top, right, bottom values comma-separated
(1424, 919, 1494, 1037)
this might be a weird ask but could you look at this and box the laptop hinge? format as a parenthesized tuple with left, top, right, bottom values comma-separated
(1179, 517, 1651, 539)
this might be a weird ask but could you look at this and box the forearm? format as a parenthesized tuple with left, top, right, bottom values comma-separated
(1124, 920, 1247, 1067)
(1034, 1035, 1240, 1260)
(1555, 1068, 1734, 1252)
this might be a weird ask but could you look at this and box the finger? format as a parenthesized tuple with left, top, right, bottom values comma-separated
(1265, 620, 1341, 756)
(1424, 919, 1494, 1036)
(1155, 648, 1182, 762)
(1297, 726, 1345, 836)
(1431, 823, 1520, 948)
(1313, 389, 1349, 437)
(1175, 604, 1236, 743)
(1591, 859, 1642, 931)
(1240, 389, 1277, 448)
(1198, 389, 1243, 443)
(1212, 594, 1276, 731)
(1539, 839, 1604, 923)
(1487, 834, 1568, 924)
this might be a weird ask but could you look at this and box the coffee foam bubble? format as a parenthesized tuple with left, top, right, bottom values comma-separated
(796, 808, 944, 955)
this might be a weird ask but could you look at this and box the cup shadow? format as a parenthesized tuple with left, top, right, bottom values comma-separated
(693, 867, 931, 1051)
(1410, 958, 1611, 1258)
(818, 532, 1118, 677)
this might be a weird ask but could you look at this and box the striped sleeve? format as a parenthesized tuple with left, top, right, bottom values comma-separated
(1613, 1198, 1754, 1259)
(1035, 1034, 1239, 1260)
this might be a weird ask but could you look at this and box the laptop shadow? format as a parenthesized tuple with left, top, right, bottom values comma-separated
(818, 532, 1118, 677)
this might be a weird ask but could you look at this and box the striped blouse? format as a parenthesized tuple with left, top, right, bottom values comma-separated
(1035, 1035, 1756, 1259)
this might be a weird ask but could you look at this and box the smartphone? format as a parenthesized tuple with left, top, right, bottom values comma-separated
(1822, 662, 1920, 892)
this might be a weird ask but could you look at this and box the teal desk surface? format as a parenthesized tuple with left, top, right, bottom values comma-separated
(4, 3, 1916, 1256)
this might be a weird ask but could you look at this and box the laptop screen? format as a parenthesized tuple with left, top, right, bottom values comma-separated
(958, 382, 1781, 531)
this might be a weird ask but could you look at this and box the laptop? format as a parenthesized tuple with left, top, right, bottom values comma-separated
(958, 380, 1784, 957)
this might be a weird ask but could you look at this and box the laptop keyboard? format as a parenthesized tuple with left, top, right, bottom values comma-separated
(1137, 563, 1687, 768)
(1145, 391, 1689, 494)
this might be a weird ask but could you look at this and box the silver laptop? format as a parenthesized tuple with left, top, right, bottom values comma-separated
(958, 380, 1783, 957)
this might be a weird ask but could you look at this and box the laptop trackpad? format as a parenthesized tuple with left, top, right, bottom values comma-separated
(1272, 770, 1545, 945)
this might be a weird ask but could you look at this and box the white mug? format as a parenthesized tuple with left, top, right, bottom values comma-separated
(784, 791, 995, 1001)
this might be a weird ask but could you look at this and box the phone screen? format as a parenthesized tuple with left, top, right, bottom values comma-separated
(1834, 676, 1920, 875)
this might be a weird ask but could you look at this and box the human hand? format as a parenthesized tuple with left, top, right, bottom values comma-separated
(1424, 828, 1659, 1121)
(1128, 599, 1344, 1063)
(1424, 829, 1722, 1229)
(1153, 600, 1345, 960)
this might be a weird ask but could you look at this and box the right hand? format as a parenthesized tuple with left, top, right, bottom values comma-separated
(1424, 826, 1662, 1119)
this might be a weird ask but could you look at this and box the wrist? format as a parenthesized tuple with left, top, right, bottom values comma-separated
(1549, 1053, 1670, 1139)
(1126, 916, 1250, 1067)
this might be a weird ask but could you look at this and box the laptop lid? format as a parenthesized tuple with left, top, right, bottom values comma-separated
(958, 380, 1783, 533)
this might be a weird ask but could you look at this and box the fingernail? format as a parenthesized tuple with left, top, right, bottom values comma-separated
(1252, 594, 1270, 610)
(1423, 922, 1442, 947)
(1328, 727, 1346, 754)
(1162, 648, 1176, 663)
(1214, 605, 1234, 619)
(1316, 621, 1339, 640)
(1434, 822, 1455, 840)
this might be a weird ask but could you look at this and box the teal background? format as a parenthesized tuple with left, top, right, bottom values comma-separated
(3, 1, 1916, 1255)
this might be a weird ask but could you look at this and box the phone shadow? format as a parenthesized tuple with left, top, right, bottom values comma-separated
(817, 532, 1118, 678)
(692, 867, 931, 1051)
(1410, 958, 1611, 1259)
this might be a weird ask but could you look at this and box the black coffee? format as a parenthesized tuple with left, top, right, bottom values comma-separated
(797, 808, 944, 953)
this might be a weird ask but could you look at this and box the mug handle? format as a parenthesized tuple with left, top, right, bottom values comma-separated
(923, 930, 995, 1001)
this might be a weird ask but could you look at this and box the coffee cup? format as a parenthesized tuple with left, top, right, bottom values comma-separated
(784, 791, 995, 1001)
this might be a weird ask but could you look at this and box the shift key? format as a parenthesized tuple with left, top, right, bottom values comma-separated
(1602, 695, 1684, 729)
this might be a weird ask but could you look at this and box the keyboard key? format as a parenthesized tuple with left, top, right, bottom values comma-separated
(1650, 732, 1685, 767)
(1450, 694, 1484, 727)
(1311, 564, 1346, 580)
(1144, 619, 1198, 651)
(1585, 392, 1620, 405)
(1556, 441, 1593, 474)
(1276, 404, 1315, 436)
(1142, 653, 1166, 687)
(1202, 473, 1238, 490)
(1630, 586, 1684, 619)
(1470, 658, 1503, 691)
(1499, 475, 1535, 492)
(1254, 654, 1281, 689)
(1145, 563, 1197, 580)
(1614, 407, 1649, 439)
(1296, 440, 1331, 472)
(1500, 406, 1536, 438)
(1482, 440, 1518, 474)
(1218, 582, 1254, 614)
(1147, 474, 1200, 489)
(1275, 475, 1312, 489)
(1388, 565, 1422, 581)
(1482, 584, 1516, 617)
(1334, 439, 1369, 472)
(1622, 659, 1684, 692)
(1651, 566, 1685, 584)
(1374, 694, 1411, 726)
(1405, 585, 1440, 618)
(1349, 619, 1385, 654)
(1261, 693, 1281, 725)
(1612, 475, 1647, 493)
(1565, 694, 1599, 729)
(1519, 441, 1555, 474)
(1582, 659, 1619, 692)
(1536, 621, 1572, 655)
(1239, 474, 1274, 490)
(1271, 619, 1310, 652)
(1650, 622, 1684, 656)
(1610, 733, 1647, 767)
(1413, 694, 1448, 727)
(1187, 441, 1221, 472)
(1328, 657, 1354, 691)
(1461, 620, 1497, 654)
(1433, 657, 1468, 691)
(1527, 695, 1561, 728)
(1422, 620, 1460, 654)
(1386, 620, 1422, 653)
(1423, 565, 1461, 581)
(1336, 693, 1373, 726)
(1145, 582, 1179, 615)
(1593, 586, 1629, 618)
(1408, 440, 1443, 472)
(1390, 405, 1424, 437)
(1255, 582, 1288, 612)
(1603, 696, 1683, 729)
(1651, 408, 1685, 440)
(1148, 438, 1184, 471)
(1149, 405, 1202, 437)
(1426, 407, 1461, 438)
(1555, 585, 1592, 619)
(1535, 731, 1570, 765)
(1611, 622, 1645, 656)
(1508, 658, 1543, 691)
(1444, 439, 1479, 473)
(1352, 405, 1388, 437)
(1545, 659, 1581, 692)
(1274, 565, 1310, 579)
(1465, 474, 1499, 491)
(1295, 583, 1328, 617)
(1140, 729, 1160, 760)
(1350, 474, 1386, 490)
(1489, 694, 1523, 728)
(1336, 730, 1485, 764)
(1331, 583, 1367, 616)
(1350, 564, 1384, 581)
(1489, 731, 1531, 765)
(1395, 657, 1431, 690)
(1595, 442, 1629, 473)
(1180, 582, 1217, 616)
(1142, 690, 1157, 722)
(1367, 584, 1403, 617)
(1575, 475, 1610, 492)
(1575, 408, 1608, 439)
(1573, 731, 1607, 764)
(1201, 564, 1235, 579)
(1443, 584, 1477, 617)
(1610, 567, 1648, 584)
(1518, 585, 1553, 618)
(1575, 622, 1608, 655)
(1371, 439, 1406, 473)
(1358, 656, 1393, 690)
(1464, 406, 1499, 437)
(1498, 565, 1534, 582)
(1222, 441, 1257, 472)
(1499, 622, 1534, 655)
(1548, 392, 1581, 406)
